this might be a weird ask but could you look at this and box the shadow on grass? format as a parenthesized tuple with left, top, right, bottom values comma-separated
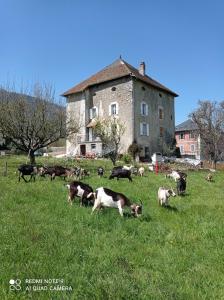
(177, 193, 190, 197)
(123, 212, 151, 222)
(163, 205, 178, 212)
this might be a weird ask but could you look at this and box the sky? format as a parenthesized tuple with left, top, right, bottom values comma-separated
(0, 0, 223, 125)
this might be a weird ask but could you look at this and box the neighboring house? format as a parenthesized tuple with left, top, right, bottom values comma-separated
(175, 119, 203, 160)
(63, 58, 178, 159)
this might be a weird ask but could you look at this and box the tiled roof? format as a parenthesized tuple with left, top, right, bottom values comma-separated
(62, 59, 178, 97)
(175, 119, 198, 132)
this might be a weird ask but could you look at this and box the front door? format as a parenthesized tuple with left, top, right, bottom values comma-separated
(145, 147, 150, 159)
(80, 144, 86, 156)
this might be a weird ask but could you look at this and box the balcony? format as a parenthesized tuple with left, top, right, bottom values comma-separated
(77, 134, 101, 144)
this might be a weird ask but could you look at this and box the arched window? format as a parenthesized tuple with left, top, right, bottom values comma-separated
(109, 102, 118, 116)
(141, 102, 148, 116)
(140, 122, 149, 136)
(89, 106, 98, 119)
(158, 106, 164, 120)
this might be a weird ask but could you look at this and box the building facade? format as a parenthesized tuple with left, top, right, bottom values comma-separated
(63, 59, 178, 159)
(175, 119, 203, 160)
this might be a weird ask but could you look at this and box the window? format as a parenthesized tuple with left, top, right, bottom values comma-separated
(191, 144, 195, 152)
(145, 146, 150, 159)
(91, 144, 96, 152)
(140, 122, 149, 136)
(89, 106, 98, 119)
(92, 107, 97, 118)
(160, 127, 164, 137)
(159, 93, 162, 98)
(142, 86, 145, 91)
(179, 133, 185, 139)
(141, 102, 148, 116)
(158, 107, 164, 120)
(109, 102, 118, 116)
(111, 104, 117, 115)
(143, 124, 147, 135)
(180, 145, 184, 153)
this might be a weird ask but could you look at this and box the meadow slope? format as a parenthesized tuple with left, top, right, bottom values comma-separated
(0, 156, 224, 300)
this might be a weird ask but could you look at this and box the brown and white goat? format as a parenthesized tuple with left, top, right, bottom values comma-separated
(66, 181, 94, 206)
(91, 187, 142, 217)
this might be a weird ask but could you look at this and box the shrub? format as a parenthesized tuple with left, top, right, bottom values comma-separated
(128, 140, 142, 160)
(122, 153, 132, 164)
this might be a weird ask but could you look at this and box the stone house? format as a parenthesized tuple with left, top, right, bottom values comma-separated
(175, 119, 203, 160)
(63, 58, 178, 159)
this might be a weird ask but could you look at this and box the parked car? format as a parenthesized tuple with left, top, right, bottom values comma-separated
(34, 150, 43, 156)
(151, 153, 176, 165)
(163, 156, 176, 163)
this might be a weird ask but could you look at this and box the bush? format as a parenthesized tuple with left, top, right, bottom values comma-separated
(128, 141, 142, 160)
(122, 153, 132, 164)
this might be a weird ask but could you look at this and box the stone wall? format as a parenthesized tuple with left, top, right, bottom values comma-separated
(66, 77, 175, 158)
(89, 77, 133, 153)
(133, 79, 175, 157)
(66, 92, 86, 155)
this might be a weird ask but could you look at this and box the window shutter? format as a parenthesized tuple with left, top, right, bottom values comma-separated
(146, 104, 148, 116)
(140, 103, 143, 115)
(89, 109, 93, 119)
(147, 124, 149, 136)
(140, 123, 143, 135)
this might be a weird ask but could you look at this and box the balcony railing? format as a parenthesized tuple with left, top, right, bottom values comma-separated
(77, 135, 101, 143)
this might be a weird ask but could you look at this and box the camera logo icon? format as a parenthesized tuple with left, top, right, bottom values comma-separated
(9, 279, 21, 291)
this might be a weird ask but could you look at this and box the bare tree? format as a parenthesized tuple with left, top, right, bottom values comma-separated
(94, 117, 126, 165)
(189, 100, 224, 167)
(0, 84, 79, 164)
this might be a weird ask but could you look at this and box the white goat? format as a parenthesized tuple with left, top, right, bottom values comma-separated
(158, 187, 176, 206)
(138, 167, 145, 177)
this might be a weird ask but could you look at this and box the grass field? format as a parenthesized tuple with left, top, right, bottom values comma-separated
(0, 156, 224, 300)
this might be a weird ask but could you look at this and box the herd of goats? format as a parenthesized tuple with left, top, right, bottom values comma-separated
(17, 163, 214, 217)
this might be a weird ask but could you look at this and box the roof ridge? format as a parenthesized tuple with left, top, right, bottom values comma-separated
(62, 59, 178, 97)
(175, 119, 198, 131)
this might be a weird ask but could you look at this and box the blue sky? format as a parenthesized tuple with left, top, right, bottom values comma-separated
(0, 0, 223, 124)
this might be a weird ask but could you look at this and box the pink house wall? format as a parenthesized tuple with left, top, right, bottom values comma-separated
(175, 131, 200, 158)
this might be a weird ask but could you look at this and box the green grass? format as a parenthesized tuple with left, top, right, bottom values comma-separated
(0, 156, 224, 300)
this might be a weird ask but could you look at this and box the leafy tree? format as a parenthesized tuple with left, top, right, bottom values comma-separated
(94, 117, 125, 166)
(0, 84, 79, 164)
(128, 140, 142, 161)
(162, 136, 177, 156)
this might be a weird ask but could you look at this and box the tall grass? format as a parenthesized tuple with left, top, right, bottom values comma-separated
(0, 156, 224, 299)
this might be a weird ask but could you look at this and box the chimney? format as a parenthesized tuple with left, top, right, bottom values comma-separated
(139, 61, 145, 76)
